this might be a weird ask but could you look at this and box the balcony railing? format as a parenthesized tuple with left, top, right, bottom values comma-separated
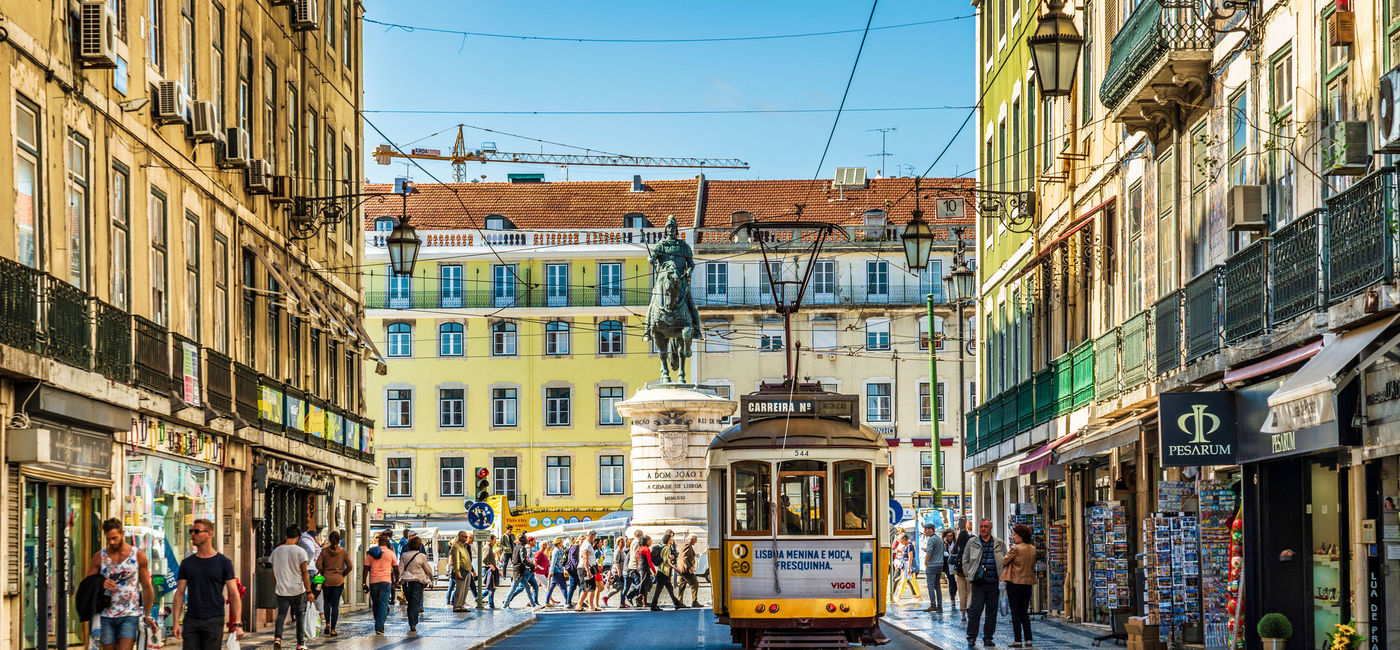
(366, 286, 650, 310)
(43, 277, 92, 370)
(369, 227, 685, 249)
(1327, 168, 1397, 303)
(696, 283, 936, 308)
(1071, 340, 1095, 409)
(1185, 267, 1221, 361)
(1095, 328, 1120, 401)
(0, 258, 40, 353)
(206, 350, 233, 413)
(1100, 1, 1212, 109)
(1223, 239, 1270, 344)
(1271, 209, 1325, 323)
(693, 225, 973, 249)
(133, 316, 170, 393)
(965, 343, 1098, 456)
(234, 362, 259, 422)
(1154, 290, 1183, 374)
(93, 300, 131, 384)
(1121, 310, 1151, 390)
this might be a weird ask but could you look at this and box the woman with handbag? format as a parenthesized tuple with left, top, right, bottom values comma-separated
(1002, 524, 1037, 648)
(398, 537, 436, 634)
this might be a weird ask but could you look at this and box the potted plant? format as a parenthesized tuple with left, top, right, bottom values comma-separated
(1324, 622, 1365, 650)
(1256, 613, 1292, 650)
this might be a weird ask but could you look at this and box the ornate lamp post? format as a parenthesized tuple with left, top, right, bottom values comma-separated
(1028, 0, 1085, 99)
(901, 193, 941, 508)
(944, 230, 976, 527)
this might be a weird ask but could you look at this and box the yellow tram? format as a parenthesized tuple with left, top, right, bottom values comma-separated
(707, 385, 892, 649)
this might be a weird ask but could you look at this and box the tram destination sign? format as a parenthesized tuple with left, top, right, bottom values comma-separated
(740, 392, 858, 426)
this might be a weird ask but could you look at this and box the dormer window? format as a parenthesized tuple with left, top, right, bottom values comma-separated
(730, 211, 753, 227)
(863, 210, 887, 227)
(485, 214, 513, 230)
(373, 217, 396, 232)
(624, 213, 651, 229)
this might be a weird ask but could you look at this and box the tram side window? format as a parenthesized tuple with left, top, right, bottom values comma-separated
(778, 460, 827, 536)
(835, 461, 871, 534)
(732, 461, 772, 535)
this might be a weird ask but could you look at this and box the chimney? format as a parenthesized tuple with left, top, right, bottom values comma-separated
(694, 173, 707, 228)
(631, 175, 645, 192)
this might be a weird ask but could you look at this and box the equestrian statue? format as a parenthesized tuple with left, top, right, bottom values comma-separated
(644, 216, 701, 383)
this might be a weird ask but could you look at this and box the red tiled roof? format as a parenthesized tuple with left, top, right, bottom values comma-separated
(362, 179, 702, 230)
(699, 177, 976, 229)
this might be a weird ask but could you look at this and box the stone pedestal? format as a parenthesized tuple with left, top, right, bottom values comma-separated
(615, 384, 735, 549)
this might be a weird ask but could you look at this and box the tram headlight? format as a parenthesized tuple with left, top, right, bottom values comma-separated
(755, 604, 766, 614)
(769, 604, 779, 613)
(839, 603, 850, 613)
(826, 603, 837, 613)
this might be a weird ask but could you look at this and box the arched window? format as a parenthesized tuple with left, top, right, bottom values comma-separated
(598, 319, 623, 355)
(492, 322, 517, 356)
(387, 323, 412, 357)
(439, 322, 463, 356)
(545, 320, 570, 355)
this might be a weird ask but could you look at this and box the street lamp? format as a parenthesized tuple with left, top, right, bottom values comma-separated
(943, 227, 976, 529)
(901, 209, 935, 272)
(900, 194, 945, 513)
(945, 254, 976, 304)
(1028, 0, 1085, 99)
(386, 218, 421, 276)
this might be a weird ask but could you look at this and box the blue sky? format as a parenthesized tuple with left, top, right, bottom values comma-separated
(360, 1, 976, 185)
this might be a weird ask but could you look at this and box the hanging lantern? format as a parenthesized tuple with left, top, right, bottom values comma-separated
(1028, 0, 1085, 98)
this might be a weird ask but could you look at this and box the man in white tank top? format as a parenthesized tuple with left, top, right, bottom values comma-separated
(84, 518, 156, 650)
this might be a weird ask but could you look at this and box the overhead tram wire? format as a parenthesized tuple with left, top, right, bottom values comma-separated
(362, 13, 972, 44)
(363, 106, 977, 116)
(809, 0, 879, 188)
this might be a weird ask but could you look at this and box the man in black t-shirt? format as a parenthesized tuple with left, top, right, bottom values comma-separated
(172, 518, 243, 650)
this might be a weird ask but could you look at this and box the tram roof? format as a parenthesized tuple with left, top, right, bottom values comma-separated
(708, 415, 887, 451)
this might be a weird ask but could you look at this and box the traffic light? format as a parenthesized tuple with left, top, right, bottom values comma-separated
(474, 466, 491, 501)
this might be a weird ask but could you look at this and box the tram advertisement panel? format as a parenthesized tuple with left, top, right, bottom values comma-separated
(727, 540, 874, 599)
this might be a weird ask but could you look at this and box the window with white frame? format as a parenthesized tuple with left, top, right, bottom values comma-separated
(440, 457, 464, 497)
(546, 320, 570, 355)
(812, 316, 838, 350)
(704, 318, 731, 353)
(387, 323, 412, 357)
(492, 264, 517, 307)
(811, 260, 836, 299)
(866, 383, 892, 422)
(598, 320, 623, 354)
(867, 260, 888, 298)
(15, 97, 39, 269)
(387, 457, 412, 497)
(439, 388, 464, 427)
(760, 319, 784, 351)
(705, 262, 728, 298)
(919, 260, 944, 302)
(599, 455, 624, 495)
(546, 263, 569, 307)
(493, 456, 518, 506)
(865, 317, 890, 351)
(440, 264, 463, 306)
(714, 385, 735, 424)
(546, 387, 572, 426)
(65, 133, 89, 290)
(492, 388, 517, 426)
(598, 262, 622, 306)
(919, 451, 933, 491)
(598, 386, 623, 425)
(920, 382, 932, 421)
(546, 456, 571, 495)
(387, 389, 412, 427)
(492, 322, 517, 356)
(439, 322, 463, 356)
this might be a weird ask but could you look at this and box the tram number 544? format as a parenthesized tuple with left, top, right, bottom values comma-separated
(791, 449, 810, 457)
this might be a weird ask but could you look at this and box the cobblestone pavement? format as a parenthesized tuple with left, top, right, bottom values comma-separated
(883, 592, 1113, 650)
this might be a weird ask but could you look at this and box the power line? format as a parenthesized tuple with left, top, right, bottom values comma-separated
(363, 106, 977, 116)
(362, 13, 973, 45)
(811, 0, 879, 183)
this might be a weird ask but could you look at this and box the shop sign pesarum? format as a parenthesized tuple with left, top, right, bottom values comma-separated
(1159, 392, 1238, 467)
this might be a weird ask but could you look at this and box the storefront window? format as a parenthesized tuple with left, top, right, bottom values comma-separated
(124, 455, 217, 635)
(1311, 460, 1343, 648)
(23, 483, 101, 650)
(732, 461, 771, 535)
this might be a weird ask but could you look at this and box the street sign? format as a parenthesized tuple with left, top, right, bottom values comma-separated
(889, 499, 904, 526)
(936, 197, 966, 220)
(466, 501, 495, 530)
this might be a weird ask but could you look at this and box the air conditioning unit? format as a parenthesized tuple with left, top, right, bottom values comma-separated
(1328, 10, 1354, 46)
(291, 0, 319, 31)
(269, 175, 294, 204)
(77, 0, 119, 68)
(189, 101, 219, 142)
(1227, 185, 1266, 232)
(1323, 121, 1372, 176)
(217, 127, 250, 168)
(247, 160, 273, 194)
(1378, 66, 1400, 153)
(153, 81, 189, 124)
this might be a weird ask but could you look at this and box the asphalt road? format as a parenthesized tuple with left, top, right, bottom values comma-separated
(484, 609, 932, 649)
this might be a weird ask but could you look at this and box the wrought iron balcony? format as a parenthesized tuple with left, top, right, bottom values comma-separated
(1326, 168, 1397, 303)
(1185, 267, 1222, 362)
(133, 316, 170, 393)
(696, 283, 938, 308)
(1223, 240, 1269, 344)
(1120, 311, 1151, 390)
(1271, 210, 1325, 323)
(234, 362, 260, 423)
(93, 300, 131, 384)
(1154, 290, 1183, 374)
(43, 277, 92, 370)
(1101, 1, 1212, 132)
(206, 350, 233, 413)
(1095, 328, 1120, 402)
(366, 286, 650, 310)
(0, 258, 41, 353)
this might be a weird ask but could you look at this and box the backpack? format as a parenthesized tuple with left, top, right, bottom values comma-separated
(565, 544, 580, 571)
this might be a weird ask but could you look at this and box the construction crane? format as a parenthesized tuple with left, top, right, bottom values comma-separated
(372, 125, 749, 182)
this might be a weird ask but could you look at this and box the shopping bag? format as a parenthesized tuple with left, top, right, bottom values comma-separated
(303, 603, 323, 640)
(224, 633, 241, 650)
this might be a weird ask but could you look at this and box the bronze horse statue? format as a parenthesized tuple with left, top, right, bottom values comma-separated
(645, 261, 695, 383)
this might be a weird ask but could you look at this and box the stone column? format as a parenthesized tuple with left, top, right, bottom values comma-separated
(615, 385, 735, 537)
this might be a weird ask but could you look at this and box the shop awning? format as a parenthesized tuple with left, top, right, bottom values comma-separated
(1222, 339, 1324, 384)
(994, 451, 1033, 481)
(1018, 430, 1082, 475)
(345, 305, 386, 362)
(246, 246, 298, 310)
(1056, 420, 1143, 465)
(270, 261, 317, 320)
(1265, 315, 1399, 432)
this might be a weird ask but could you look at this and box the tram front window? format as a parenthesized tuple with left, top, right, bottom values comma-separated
(835, 461, 871, 533)
(732, 461, 772, 535)
(778, 460, 826, 535)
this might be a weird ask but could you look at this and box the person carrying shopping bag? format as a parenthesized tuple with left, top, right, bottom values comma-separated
(313, 531, 350, 636)
(398, 537, 436, 634)
(893, 532, 922, 600)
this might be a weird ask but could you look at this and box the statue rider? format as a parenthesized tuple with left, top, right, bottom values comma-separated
(645, 215, 701, 341)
